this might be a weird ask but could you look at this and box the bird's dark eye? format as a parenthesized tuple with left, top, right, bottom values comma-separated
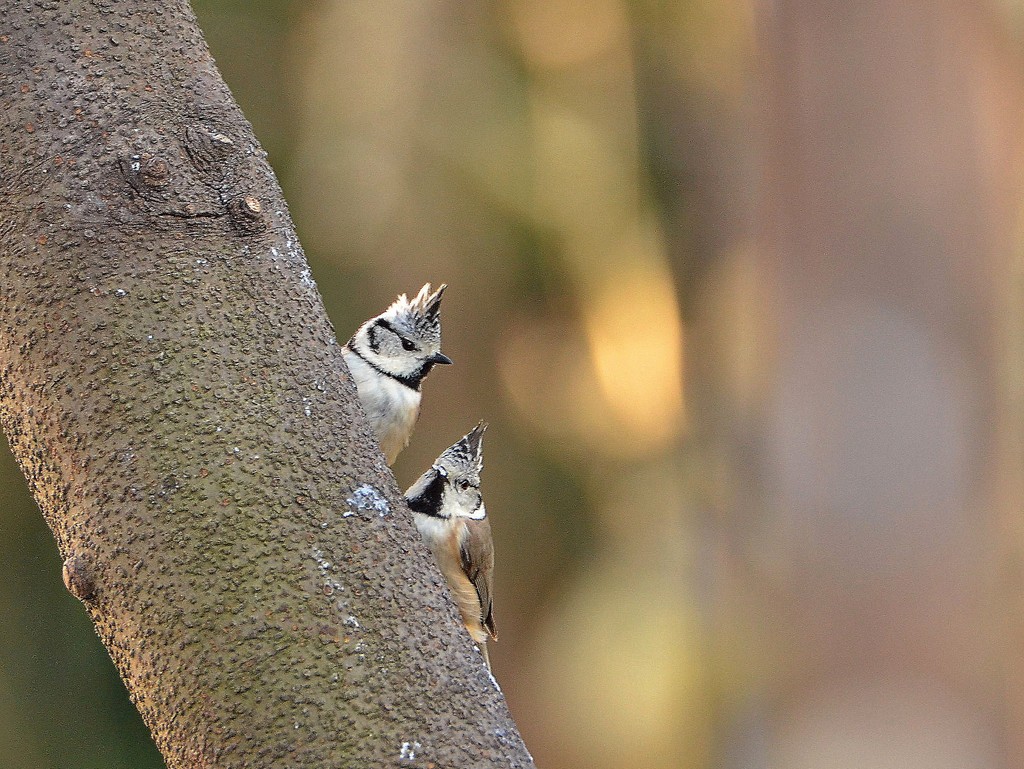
(456, 479, 470, 491)
(401, 338, 416, 352)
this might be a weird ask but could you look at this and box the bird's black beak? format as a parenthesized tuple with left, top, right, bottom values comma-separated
(430, 351, 453, 365)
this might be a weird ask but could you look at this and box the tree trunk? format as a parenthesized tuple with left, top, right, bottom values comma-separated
(0, 2, 534, 767)
(729, 0, 1018, 765)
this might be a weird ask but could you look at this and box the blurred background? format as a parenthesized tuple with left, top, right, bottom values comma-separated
(4, 0, 1024, 767)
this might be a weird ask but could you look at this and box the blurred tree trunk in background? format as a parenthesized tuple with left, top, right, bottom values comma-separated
(714, 1, 1024, 766)
(0, 2, 533, 768)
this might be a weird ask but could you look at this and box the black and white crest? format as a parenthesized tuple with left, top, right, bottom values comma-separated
(438, 421, 486, 479)
(382, 283, 446, 343)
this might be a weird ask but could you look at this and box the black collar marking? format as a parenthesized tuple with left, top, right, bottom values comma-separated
(346, 339, 425, 391)
(407, 471, 447, 518)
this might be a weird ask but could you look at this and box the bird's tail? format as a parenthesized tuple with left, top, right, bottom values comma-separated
(479, 641, 491, 672)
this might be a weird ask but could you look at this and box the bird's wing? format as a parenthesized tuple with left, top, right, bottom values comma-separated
(460, 517, 497, 640)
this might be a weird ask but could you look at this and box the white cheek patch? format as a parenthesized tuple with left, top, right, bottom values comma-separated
(467, 502, 486, 520)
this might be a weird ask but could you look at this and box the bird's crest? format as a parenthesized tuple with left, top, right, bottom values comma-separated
(440, 421, 487, 475)
(383, 283, 446, 339)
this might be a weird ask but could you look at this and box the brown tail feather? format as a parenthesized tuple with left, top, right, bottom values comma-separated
(479, 640, 491, 672)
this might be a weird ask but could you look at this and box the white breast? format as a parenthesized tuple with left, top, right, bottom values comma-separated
(413, 512, 459, 546)
(343, 349, 421, 464)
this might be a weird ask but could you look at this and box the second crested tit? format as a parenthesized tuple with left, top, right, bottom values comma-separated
(405, 422, 497, 670)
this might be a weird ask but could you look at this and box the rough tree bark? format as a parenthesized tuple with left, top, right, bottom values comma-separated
(0, 2, 534, 767)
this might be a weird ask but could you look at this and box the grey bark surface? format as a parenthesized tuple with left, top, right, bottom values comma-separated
(0, 2, 534, 767)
